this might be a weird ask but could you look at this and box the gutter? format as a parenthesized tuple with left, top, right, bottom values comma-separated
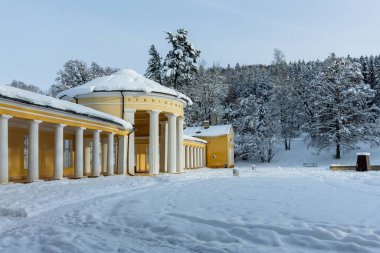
(126, 124, 136, 176)
(120, 91, 125, 119)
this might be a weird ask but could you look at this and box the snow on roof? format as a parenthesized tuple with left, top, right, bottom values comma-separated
(184, 125, 232, 137)
(57, 69, 193, 105)
(184, 134, 207, 144)
(0, 85, 132, 130)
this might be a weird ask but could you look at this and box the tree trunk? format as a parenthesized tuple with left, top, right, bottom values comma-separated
(336, 143, 341, 159)
(335, 120, 341, 159)
(268, 141, 273, 163)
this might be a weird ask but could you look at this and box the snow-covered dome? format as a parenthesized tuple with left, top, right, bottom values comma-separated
(57, 69, 192, 105)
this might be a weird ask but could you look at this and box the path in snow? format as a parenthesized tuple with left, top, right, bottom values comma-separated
(1, 138, 380, 252)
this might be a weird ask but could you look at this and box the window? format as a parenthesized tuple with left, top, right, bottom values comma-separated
(64, 139, 73, 168)
(24, 136, 29, 170)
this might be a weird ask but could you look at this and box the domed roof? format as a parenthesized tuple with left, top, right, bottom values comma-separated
(57, 69, 192, 105)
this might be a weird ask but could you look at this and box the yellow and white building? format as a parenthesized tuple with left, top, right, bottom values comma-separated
(0, 69, 233, 184)
(184, 122, 235, 168)
(0, 85, 132, 183)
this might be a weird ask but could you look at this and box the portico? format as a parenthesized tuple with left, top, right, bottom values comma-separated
(58, 69, 194, 175)
(0, 85, 132, 184)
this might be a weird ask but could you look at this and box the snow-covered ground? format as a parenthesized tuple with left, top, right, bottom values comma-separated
(1, 137, 380, 253)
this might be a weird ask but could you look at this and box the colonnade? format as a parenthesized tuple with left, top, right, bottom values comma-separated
(124, 109, 185, 175)
(184, 145, 206, 169)
(0, 114, 128, 184)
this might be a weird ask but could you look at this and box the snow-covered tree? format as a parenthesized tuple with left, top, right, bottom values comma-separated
(185, 63, 229, 125)
(145, 45, 162, 84)
(231, 68, 280, 162)
(89, 62, 118, 79)
(50, 60, 118, 97)
(308, 54, 379, 159)
(9, 80, 45, 94)
(162, 29, 201, 91)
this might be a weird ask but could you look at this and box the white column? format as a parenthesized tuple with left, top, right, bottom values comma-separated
(176, 116, 184, 173)
(74, 127, 85, 178)
(185, 145, 190, 169)
(92, 130, 101, 177)
(202, 148, 206, 168)
(124, 109, 136, 175)
(197, 147, 201, 168)
(28, 120, 41, 182)
(0, 115, 11, 184)
(193, 147, 197, 168)
(84, 139, 91, 176)
(54, 124, 65, 180)
(199, 148, 202, 168)
(107, 133, 114, 176)
(189, 146, 194, 169)
(118, 135, 127, 175)
(159, 121, 168, 173)
(195, 147, 199, 168)
(203, 148, 206, 167)
(200, 148, 203, 167)
(148, 110, 160, 175)
(101, 137, 108, 174)
(166, 113, 177, 173)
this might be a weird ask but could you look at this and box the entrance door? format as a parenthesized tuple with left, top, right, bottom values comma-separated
(136, 144, 149, 173)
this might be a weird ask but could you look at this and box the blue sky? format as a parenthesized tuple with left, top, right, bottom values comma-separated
(1, 0, 380, 90)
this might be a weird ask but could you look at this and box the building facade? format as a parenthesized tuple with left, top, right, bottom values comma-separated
(184, 122, 235, 168)
(58, 69, 207, 175)
(0, 69, 232, 184)
(0, 85, 132, 183)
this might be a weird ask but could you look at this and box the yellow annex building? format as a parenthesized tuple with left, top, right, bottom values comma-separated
(0, 69, 233, 184)
(184, 122, 235, 168)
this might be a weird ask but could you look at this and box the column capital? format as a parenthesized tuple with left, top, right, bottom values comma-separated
(31, 119, 42, 124)
(124, 108, 136, 113)
(55, 124, 66, 128)
(77, 127, 86, 131)
(165, 113, 178, 118)
(107, 132, 115, 136)
(0, 115, 12, 120)
(93, 129, 102, 133)
(148, 110, 161, 115)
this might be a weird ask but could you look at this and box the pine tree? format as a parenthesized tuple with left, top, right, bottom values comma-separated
(185, 63, 229, 125)
(308, 54, 379, 159)
(162, 29, 201, 91)
(50, 60, 118, 97)
(9, 80, 45, 94)
(145, 45, 162, 83)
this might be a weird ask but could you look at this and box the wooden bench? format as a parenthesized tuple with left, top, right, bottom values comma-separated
(330, 165, 380, 171)
(303, 163, 318, 167)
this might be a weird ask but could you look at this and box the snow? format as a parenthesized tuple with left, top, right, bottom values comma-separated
(0, 85, 132, 130)
(184, 124, 232, 137)
(183, 134, 207, 144)
(1, 137, 380, 252)
(56, 69, 193, 105)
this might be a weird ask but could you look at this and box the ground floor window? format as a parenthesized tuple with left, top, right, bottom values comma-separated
(64, 139, 73, 168)
(24, 135, 29, 170)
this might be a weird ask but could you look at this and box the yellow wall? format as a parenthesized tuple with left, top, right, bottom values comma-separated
(77, 94, 185, 118)
(8, 127, 75, 181)
(0, 101, 128, 136)
(194, 130, 235, 168)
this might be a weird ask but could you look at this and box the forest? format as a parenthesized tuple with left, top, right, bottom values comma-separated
(9, 29, 380, 162)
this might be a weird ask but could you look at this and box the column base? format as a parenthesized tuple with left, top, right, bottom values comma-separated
(87, 175, 103, 178)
